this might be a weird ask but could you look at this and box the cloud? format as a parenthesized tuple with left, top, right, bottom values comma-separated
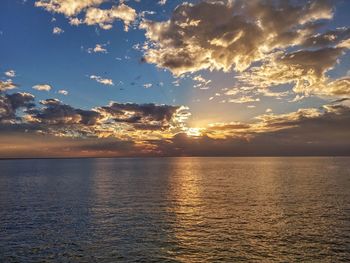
(0, 134, 140, 158)
(53, 26, 64, 34)
(27, 99, 101, 128)
(1, 87, 350, 156)
(0, 80, 17, 92)
(143, 83, 152, 88)
(87, 44, 108, 53)
(238, 46, 350, 97)
(193, 75, 211, 89)
(35, 0, 137, 31)
(4, 70, 16, 78)
(301, 27, 350, 48)
(139, 0, 349, 99)
(83, 3, 137, 31)
(228, 96, 260, 104)
(90, 75, 114, 86)
(0, 87, 190, 141)
(58, 89, 68, 95)
(35, 0, 105, 16)
(32, 84, 52, 91)
(140, 0, 334, 76)
(151, 104, 350, 156)
(0, 92, 35, 122)
(69, 17, 83, 26)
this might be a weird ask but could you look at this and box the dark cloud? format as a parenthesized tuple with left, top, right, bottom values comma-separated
(98, 102, 179, 122)
(0, 92, 35, 122)
(301, 27, 350, 48)
(280, 47, 344, 78)
(1, 86, 350, 157)
(28, 99, 101, 126)
(96, 103, 184, 131)
(150, 104, 350, 156)
(0, 91, 188, 140)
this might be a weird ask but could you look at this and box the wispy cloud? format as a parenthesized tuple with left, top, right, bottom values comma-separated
(58, 89, 68, 95)
(90, 75, 114, 86)
(32, 84, 52, 91)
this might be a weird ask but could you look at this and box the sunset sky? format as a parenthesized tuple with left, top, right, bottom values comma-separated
(1, 0, 350, 157)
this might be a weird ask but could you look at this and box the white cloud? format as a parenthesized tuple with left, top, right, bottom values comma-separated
(143, 83, 152, 88)
(228, 96, 260, 104)
(193, 75, 212, 89)
(69, 17, 83, 26)
(83, 3, 137, 31)
(90, 75, 114, 86)
(53, 26, 64, 34)
(4, 70, 16, 78)
(87, 44, 108, 54)
(35, 0, 105, 16)
(58, 89, 68, 95)
(33, 84, 52, 91)
(35, 0, 137, 31)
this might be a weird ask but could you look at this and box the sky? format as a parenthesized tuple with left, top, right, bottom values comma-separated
(1, 0, 350, 157)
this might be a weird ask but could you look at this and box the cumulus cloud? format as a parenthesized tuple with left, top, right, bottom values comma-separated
(83, 3, 137, 31)
(35, 0, 105, 16)
(0, 80, 17, 92)
(140, 0, 335, 75)
(58, 89, 68, 95)
(53, 26, 64, 34)
(90, 75, 114, 86)
(0, 92, 35, 122)
(87, 44, 108, 53)
(238, 46, 350, 97)
(139, 0, 350, 99)
(33, 84, 52, 91)
(4, 70, 16, 78)
(27, 99, 101, 129)
(0, 88, 190, 141)
(35, 0, 137, 31)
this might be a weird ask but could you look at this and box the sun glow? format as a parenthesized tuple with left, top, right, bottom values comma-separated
(186, 127, 204, 137)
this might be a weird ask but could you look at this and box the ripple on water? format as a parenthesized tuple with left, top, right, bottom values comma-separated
(0, 157, 350, 262)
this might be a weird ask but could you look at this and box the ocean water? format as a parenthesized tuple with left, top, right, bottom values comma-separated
(0, 157, 349, 262)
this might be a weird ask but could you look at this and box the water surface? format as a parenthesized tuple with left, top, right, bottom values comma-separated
(0, 157, 350, 262)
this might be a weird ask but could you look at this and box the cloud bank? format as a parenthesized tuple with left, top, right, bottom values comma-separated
(140, 0, 350, 98)
(1, 88, 350, 157)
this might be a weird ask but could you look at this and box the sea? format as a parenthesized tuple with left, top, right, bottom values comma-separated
(0, 157, 349, 262)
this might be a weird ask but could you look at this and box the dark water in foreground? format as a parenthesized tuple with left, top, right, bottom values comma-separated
(0, 157, 350, 262)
